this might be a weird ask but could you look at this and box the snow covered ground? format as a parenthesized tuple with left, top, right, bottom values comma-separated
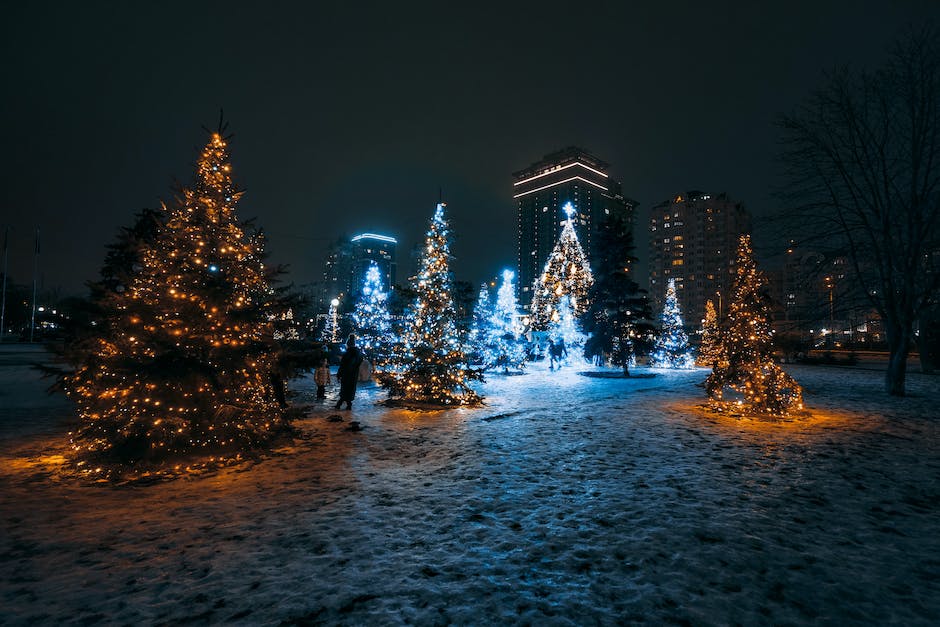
(1, 346, 939, 624)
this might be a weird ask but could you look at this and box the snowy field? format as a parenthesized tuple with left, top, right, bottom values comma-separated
(1, 346, 939, 625)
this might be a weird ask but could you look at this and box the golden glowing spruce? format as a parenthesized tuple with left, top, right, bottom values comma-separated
(706, 235, 803, 416)
(382, 203, 482, 406)
(63, 132, 287, 471)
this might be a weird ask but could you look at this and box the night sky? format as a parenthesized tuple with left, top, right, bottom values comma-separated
(3, 1, 939, 297)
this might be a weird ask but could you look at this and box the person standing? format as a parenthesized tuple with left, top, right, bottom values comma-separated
(314, 357, 331, 400)
(335, 334, 362, 410)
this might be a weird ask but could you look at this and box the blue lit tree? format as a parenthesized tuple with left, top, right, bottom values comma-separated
(383, 203, 483, 405)
(650, 278, 695, 369)
(467, 282, 492, 365)
(353, 261, 394, 370)
(549, 295, 586, 349)
(485, 269, 527, 372)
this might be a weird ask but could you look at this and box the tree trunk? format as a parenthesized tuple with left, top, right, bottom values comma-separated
(885, 324, 911, 397)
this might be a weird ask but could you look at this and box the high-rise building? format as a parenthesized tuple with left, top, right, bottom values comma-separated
(514, 147, 636, 300)
(649, 192, 751, 329)
(321, 233, 398, 309)
(350, 233, 397, 294)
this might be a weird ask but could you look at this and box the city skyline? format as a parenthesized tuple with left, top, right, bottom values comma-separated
(3, 2, 939, 296)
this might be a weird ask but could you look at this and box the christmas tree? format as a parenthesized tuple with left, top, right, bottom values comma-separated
(549, 295, 586, 349)
(468, 282, 493, 365)
(582, 208, 654, 375)
(383, 203, 482, 405)
(698, 299, 721, 367)
(323, 298, 340, 343)
(706, 235, 803, 415)
(485, 269, 527, 372)
(650, 278, 695, 369)
(61, 129, 288, 472)
(529, 202, 594, 330)
(352, 261, 394, 369)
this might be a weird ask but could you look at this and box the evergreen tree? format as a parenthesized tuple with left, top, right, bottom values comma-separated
(706, 235, 803, 415)
(468, 282, 492, 364)
(383, 203, 482, 405)
(323, 298, 340, 343)
(549, 295, 586, 349)
(352, 261, 393, 369)
(650, 278, 695, 369)
(698, 299, 721, 367)
(486, 269, 527, 372)
(581, 209, 653, 374)
(61, 130, 288, 471)
(529, 202, 594, 329)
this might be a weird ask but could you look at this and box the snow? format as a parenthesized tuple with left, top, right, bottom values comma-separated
(2, 346, 939, 624)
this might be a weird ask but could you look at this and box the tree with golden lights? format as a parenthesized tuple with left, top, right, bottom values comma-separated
(62, 129, 290, 470)
(529, 202, 594, 330)
(383, 203, 483, 405)
(698, 298, 721, 367)
(706, 235, 803, 415)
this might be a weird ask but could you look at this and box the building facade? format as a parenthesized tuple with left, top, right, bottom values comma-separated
(649, 192, 751, 329)
(514, 147, 636, 301)
(321, 233, 398, 309)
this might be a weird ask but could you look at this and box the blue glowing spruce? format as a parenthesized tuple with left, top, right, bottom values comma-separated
(468, 282, 494, 365)
(483, 269, 528, 372)
(352, 261, 394, 370)
(650, 278, 695, 369)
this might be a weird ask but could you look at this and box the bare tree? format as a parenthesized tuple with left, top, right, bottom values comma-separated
(778, 28, 940, 396)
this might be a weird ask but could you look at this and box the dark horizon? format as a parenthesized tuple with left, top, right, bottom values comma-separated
(3, 1, 939, 297)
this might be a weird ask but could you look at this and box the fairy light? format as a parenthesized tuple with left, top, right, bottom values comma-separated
(472, 269, 527, 372)
(529, 202, 594, 330)
(382, 203, 483, 405)
(698, 299, 721, 367)
(62, 131, 286, 476)
(706, 235, 803, 416)
(650, 278, 695, 369)
(352, 261, 394, 371)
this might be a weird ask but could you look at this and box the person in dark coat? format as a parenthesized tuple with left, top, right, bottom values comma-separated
(335, 334, 363, 410)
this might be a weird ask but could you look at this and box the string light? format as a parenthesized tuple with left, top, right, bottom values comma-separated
(383, 203, 483, 405)
(650, 278, 695, 369)
(352, 261, 394, 371)
(529, 202, 594, 330)
(706, 235, 803, 416)
(62, 131, 287, 476)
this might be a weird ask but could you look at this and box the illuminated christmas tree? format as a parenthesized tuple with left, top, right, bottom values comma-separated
(323, 298, 340, 343)
(549, 295, 586, 349)
(650, 278, 695, 369)
(383, 203, 482, 405)
(706, 235, 803, 415)
(698, 299, 721, 367)
(468, 282, 493, 365)
(62, 130, 288, 471)
(485, 269, 527, 372)
(582, 208, 654, 374)
(529, 202, 594, 330)
(353, 261, 393, 369)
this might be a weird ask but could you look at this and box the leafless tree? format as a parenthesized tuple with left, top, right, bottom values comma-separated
(778, 28, 940, 396)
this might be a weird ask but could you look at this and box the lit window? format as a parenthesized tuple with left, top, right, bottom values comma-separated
(672, 259, 684, 266)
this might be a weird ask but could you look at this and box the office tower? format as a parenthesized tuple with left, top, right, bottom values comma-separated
(649, 191, 751, 329)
